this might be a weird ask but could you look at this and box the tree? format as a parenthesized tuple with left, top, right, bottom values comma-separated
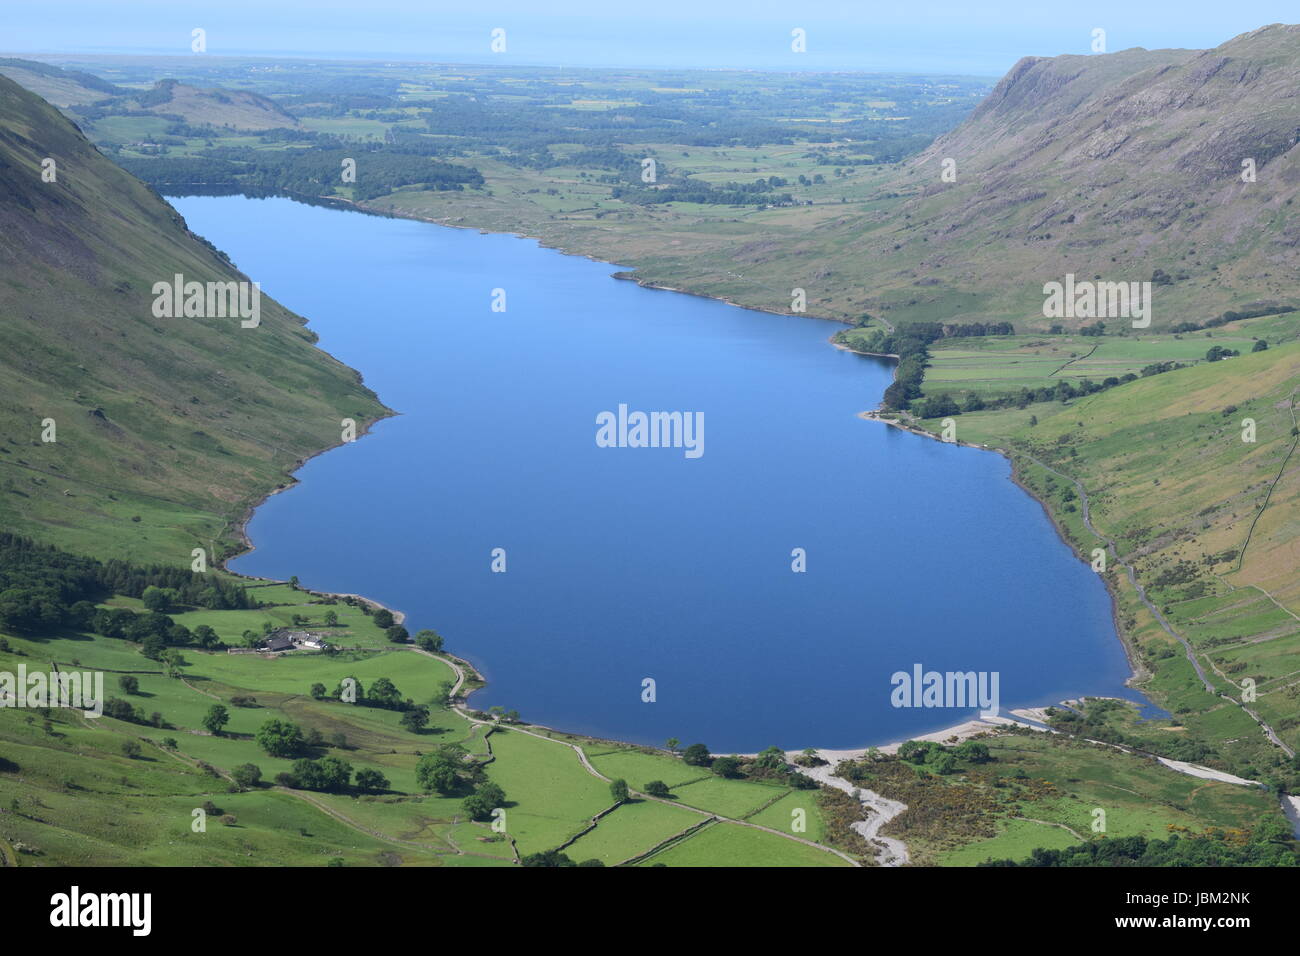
(665, 737, 680, 753)
(929, 752, 957, 775)
(609, 778, 629, 803)
(310, 682, 327, 700)
(521, 850, 576, 867)
(643, 780, 671, 798)
(432, 680, 454, 709)
(400, 705, 430, 733)
(462, 794, 493, 820)
(141, 586, 173, 613)
(256, 718, 305, 757)
(231, 763, 262, 789)
(118, 675, 140, 695)
(1253, 339, 1269, 352)
(324, 610, 339, 627)
(415, 629, 443, 652)
(140, 633, 166, 661)
(386, 625, 410, 644)
(193, 624, 220, 649)
(367, 677, 402, 709)
(372, 608, 394, 629)
(121, 740, 142, 758)
(354, 768, 389, 792)
(955, 740, 991, 763)
(292, 756, 352, 792)
(202, 704, 230, 736)
(682, 743, 711, 766)
(463, 781, 505, 821)
(416, 750, 463, 794)
(712, 756, 742, 778)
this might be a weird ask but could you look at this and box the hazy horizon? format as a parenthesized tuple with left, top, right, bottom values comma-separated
(4, 1, 1297, 76)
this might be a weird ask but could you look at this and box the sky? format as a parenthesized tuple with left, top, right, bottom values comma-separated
(2, 1, 1297, 75)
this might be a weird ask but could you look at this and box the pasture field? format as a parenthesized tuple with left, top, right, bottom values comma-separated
(635, 819, 853, 867)
(906, 332, 1300, 785)
(560, 798, 704, 865)
(854, 731, 1281, 865)
(0, 600, 855, 865)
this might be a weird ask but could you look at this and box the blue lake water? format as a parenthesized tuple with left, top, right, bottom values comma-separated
(173, 193, 1146, 752)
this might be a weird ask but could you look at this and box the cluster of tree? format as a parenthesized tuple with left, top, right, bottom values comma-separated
(920, 358, 1193, 419)
(873, 323, 948, 410)
(672, 742, 814, 787)
(980, 818, 1297, 867)
(897, 738, 991, 775)
(88, 605, 221, 655)
(313, 675, 430, 730)
(1205, 345, 1240, 362)
(102, 563, 250, 610)
(280, 756, 354, 793)
(612, 177, 794, 207)
(118, 146, 483, 203)
(1169, 303, 1295, 334)
(942, 321, 1016, 338)
(521, 850, 604, 867)
(103, 696, 164, 727)
(0, 533, 248, 636)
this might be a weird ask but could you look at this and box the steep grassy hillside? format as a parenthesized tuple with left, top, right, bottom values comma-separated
(0, 73, 386, 565)
(907, 328, 1300, 783)
(861, 24, 1300, 329)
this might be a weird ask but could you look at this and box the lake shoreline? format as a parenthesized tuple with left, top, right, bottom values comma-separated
(210, 191, 1146, 760)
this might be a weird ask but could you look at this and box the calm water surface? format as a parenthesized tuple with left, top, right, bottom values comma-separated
(173, 194, 1145, 751)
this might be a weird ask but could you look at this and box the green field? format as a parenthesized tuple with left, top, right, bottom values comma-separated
(0, 593, 856, 866)
(903, 328, 1300, 788)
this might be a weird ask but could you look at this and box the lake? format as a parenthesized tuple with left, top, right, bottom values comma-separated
(173, 193, 1146, 752)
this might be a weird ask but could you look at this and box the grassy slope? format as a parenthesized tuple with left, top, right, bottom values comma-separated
(0, 73, 386, 566)
(909, 330, 1300, 782)
(857, 731, 1280, 866)
(0, 595, 848, 866)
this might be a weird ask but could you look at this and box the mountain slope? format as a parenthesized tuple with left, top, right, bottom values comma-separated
(0, 74, 385, 563)
(543, 24, 1300, 332)
(855, 24, 1300, 329)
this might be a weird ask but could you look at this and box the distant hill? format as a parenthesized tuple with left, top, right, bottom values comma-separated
(0, 57, 121, 107)
(852, 24, 1300, 329)
(576, 24, 1300, 333)
(0, 74, 384, 563)
(116, 78, 301, 131)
